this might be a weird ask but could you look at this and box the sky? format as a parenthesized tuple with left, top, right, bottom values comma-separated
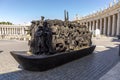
(0, 0, 117, 24)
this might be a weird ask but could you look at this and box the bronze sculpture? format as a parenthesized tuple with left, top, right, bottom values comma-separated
(10, 11, 95, 71)
(29, 15, 92, 55)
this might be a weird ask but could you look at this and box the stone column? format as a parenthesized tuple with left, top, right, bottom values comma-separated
(21, 28, 22, 34)
(112, 14, 116, 36)
(15, 28, 16, 35)
(14, 28, 16, 35)
(6, 28, 8, 35)
(93, 21, 95, 31)
(18, 28, 20, 35)
(107, 16, 111, 36)
(4, 28, 6, 35)
(6, 27, 8, 35)
(0, 28, 1, 35)
(100, 19, 102, 34)
(13, 28, 15, 35)
(12, 28, 14, 35)
(20, 28, 22, 34)
(17, 28, 18, 35)
(7, 28, 9, 35)
(13, 28, 14, 35)
(2, 28, 4, 35)
(5, 28, 7, 35)
(96, 20, 98, 29)
(14, 28, 15, 35)
(10, 28, 12, 35)
(19, 28, 20, 35)
(1, 28, 2, 35)
(2, 28, 3, 35)
(1, 27, 2, 34)
(22, 28, 25, 35)
(3, 28, 4, 35)
(1, 28, 2, 34)
(103, 17, 107, 35)
(89, 21, 91, 31)
(84, 22, 85, 25)
(8, 28, 9, 35)
(5, 28, 6, 35)
(117, 12, 120, 35)
(86, 22, 87, 26)
(6, 28, 7, 35)
(8, 28, 10, 35)
(86, 22, 89, 28)
(12, 28, 13, 35)
(10, 28, 11, 35)
(15, 28, 17, 35)
(9, 28, 11, 35)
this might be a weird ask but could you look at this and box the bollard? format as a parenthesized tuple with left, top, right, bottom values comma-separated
(119, 44, 120, 56)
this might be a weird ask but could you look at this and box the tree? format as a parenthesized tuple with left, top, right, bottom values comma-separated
(0, 21, 13, 25)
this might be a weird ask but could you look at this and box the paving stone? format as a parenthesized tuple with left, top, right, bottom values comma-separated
(0, 37, 120, 80)
(99, 62, 120, 80)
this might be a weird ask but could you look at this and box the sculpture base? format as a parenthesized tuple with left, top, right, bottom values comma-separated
(10, 45, 96, 71)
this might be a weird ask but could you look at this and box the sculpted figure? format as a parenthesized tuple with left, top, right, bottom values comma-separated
(43, 21, 54, 54)
(28, 21, 36, 52)
(29, 17, 92, 55)
(34, 25, 44, 54)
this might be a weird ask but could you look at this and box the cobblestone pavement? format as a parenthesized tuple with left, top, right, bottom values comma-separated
(99, 62, 120, 80)
(0, 37, 120, 80)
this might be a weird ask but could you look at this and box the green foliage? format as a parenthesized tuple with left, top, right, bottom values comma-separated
(0, 21, 13, 25)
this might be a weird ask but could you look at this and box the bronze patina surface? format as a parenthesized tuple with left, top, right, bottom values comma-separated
(10, 11, 95, 71)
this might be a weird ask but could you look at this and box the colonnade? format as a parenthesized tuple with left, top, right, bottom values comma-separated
(82, 13, 120, 36)
(76, 0, 120, 36)
(0, 25, 28, 40)
(0, 27, 25, 35)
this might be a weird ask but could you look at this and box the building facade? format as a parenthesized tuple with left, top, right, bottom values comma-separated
(75, 0, 120, 36)
(0, 25, 29, 40)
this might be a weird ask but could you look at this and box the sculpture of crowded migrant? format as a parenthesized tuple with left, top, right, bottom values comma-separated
(10, 11, 95, 71)
(28, 18, 93, 55)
